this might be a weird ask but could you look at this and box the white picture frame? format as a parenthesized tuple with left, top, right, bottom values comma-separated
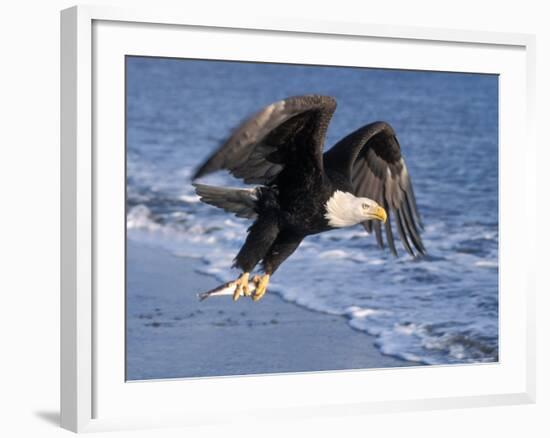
(60, 4, 536, 433)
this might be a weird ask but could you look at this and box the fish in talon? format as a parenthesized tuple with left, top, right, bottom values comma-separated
(197, 278, 257, 301)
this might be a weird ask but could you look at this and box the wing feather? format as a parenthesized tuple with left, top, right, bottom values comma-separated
(373, 219, 384, 249)
(193, 184, 258, 219)
(395, 208, 414, 256)
(383, 201, 398, 256)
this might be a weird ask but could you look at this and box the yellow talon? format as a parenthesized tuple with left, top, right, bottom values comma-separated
(252, 274, 270, 302)
(233, 272, 250, 301)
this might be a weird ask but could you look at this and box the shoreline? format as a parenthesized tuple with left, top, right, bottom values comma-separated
(126, 239, 419, 380)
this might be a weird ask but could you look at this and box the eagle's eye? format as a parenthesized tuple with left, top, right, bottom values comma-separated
(362, 203, 369, 209)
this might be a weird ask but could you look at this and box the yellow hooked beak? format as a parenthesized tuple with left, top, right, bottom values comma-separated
(369, 205, 388, 223)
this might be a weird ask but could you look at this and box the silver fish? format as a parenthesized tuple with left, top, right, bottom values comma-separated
(197, 280, 257, 301)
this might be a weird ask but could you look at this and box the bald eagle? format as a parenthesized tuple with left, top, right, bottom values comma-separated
(193, 95, 425, 301)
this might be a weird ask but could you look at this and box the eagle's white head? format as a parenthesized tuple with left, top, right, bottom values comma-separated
(324, 190, 387, 228)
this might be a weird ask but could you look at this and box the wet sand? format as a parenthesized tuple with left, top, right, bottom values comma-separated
(126, 240, 417, 380)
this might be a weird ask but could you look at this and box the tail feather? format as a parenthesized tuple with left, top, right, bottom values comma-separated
(193, 183, 258, 219)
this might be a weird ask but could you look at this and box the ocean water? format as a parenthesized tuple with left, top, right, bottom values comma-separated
(126, 56, 499, 366)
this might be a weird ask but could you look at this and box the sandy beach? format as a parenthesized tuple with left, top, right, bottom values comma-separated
(126, 240, 417, 380)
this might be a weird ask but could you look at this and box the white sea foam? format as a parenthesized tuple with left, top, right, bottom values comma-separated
(346, 305, 383, 319)
(475, 260, 498, 268)
(319, 250, 349, 259)
(179, 194, 201, 203)
(127, 205, 161, 231)
(368, 259, 385, 265)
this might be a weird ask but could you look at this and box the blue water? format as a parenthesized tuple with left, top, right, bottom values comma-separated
(126, 56, 498, 365)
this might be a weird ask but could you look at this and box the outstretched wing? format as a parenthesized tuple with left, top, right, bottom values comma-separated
(192, 95, 336, 185)
(324, 122, 425, 256)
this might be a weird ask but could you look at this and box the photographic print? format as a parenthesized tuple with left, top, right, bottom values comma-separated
(125, 56, 498, 380)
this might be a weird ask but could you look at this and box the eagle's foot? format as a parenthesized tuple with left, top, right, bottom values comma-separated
(233, 272, 251, 301)
(251, 274, 270, 302)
